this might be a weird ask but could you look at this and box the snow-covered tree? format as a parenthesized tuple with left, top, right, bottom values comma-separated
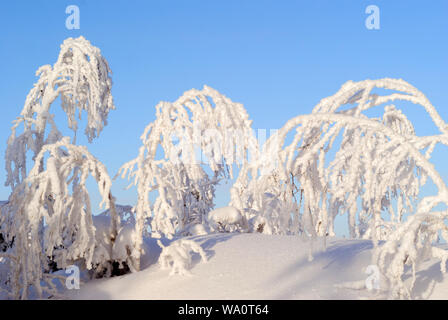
(0, 37, 118, 299)
(119, 85, 258, 270)
(5, 36, 114, 190)
(232, 78, 447, 239)
(231, 78, 448, 297)
(0, 138, 120, 299)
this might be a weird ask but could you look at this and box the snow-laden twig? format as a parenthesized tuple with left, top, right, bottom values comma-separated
(157, 239, 208, 276)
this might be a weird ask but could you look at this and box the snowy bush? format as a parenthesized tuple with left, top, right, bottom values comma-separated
(206, 206, 248, 233)
(119, 86, 258, 270)
(157, 239, 208, 276)
(230, 78, 448, 298)
(0, 138, 120, 299)
(232, 79, 444, 239)
(0, 36, 118, 299)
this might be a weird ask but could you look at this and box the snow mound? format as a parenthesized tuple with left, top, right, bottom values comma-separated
(61, 233, 448, 299)
(206, 206, 248, 233)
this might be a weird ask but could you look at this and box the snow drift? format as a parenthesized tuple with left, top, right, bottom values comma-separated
(64, 234, 448, 300)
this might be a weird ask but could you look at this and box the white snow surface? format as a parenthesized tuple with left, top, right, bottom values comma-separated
(63, 233, 448, 300)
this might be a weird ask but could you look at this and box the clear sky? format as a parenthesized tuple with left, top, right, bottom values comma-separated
(0, 1, 447, 235)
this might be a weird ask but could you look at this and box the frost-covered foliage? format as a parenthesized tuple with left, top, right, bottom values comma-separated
(157, 239, 208, 275)
(0, 138, 118, 299)
(5, 36, 114, 190)
(231, 78, 448, 298)
(120, 86, 258, 270)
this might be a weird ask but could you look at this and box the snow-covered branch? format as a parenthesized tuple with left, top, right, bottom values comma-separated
(5, 36, 114, 190)
(2, 138, 117, 299)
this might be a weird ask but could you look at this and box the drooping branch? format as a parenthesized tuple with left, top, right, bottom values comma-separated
(5, 36, 115, 190)
(2, 137, 116, 299)
(232, 78, 448, 240)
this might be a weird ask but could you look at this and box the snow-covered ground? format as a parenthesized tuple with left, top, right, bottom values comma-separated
(63, 233, 448, 300)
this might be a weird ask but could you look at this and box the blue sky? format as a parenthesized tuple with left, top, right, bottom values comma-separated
(0, 1, 447, 235)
